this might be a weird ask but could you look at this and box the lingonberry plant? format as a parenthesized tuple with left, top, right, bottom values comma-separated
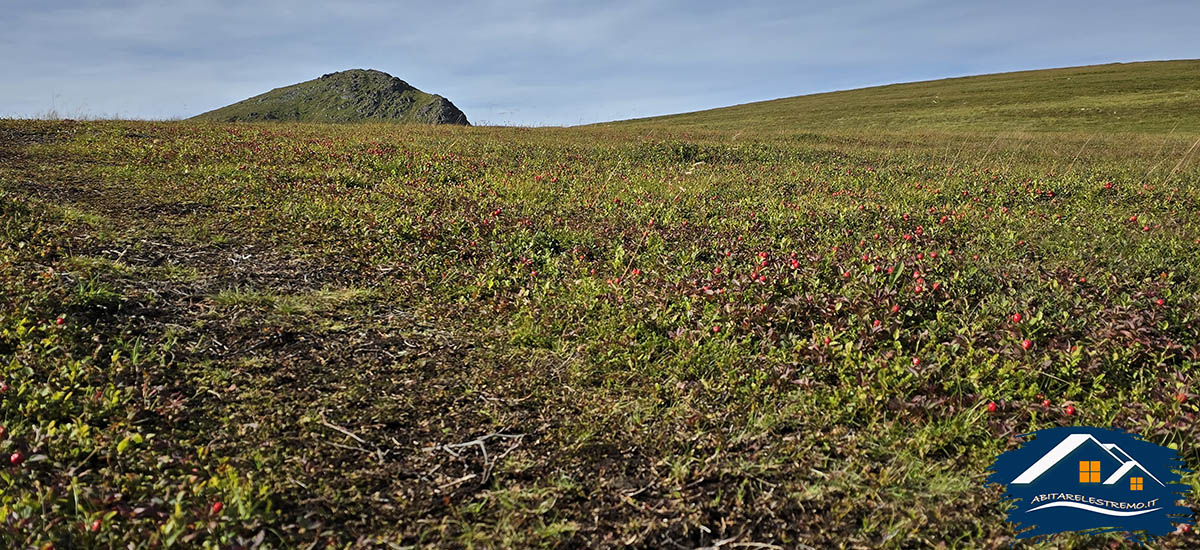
(1, 116, 1197, 548)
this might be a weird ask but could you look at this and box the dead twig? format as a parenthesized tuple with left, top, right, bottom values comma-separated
(694, 539, 788, 550)
(424, 432, 525, 485)
(319, 416, 368, 445)
(320, 415, 385, 462)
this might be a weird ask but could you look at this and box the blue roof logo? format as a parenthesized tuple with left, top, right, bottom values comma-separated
(988, 426, 1192, 543)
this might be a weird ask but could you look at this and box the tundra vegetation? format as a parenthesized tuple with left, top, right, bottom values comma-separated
(1, 61, 1199, 548)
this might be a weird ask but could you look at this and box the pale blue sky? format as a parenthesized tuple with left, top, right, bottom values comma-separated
(2, 1, 1198, 125)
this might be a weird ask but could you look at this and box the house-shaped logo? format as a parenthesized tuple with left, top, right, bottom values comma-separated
(988, 427, 1191, 542)
(1011, 433, 1164, 509)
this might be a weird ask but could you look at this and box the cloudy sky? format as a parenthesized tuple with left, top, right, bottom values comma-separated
(2, 1, 1198, 126)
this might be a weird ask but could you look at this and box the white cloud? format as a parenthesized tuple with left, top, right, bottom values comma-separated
(2, 0, 1198, 124)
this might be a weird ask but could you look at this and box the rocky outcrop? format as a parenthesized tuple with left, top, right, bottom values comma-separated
(192, 69, 470, 125)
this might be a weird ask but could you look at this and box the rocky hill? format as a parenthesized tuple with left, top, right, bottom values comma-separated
(191, 69, 469, 125)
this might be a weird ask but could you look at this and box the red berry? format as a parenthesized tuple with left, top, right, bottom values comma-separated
(211, 501, 223, 515)
(1177, 393, 1187, 404)
(911, 357, 920, 367)
(1064, 405, 1076, 416)
(987, 401, 997, 413)
(0, 381, 8, 393)
(1179, 523, 1191, 534)
(1012, 313, 1022, 323)
(1021, 339, 1032, 350)
(55, 316, 65, 325)
(0, 426, 6, 440)
(891, 304, 900, 313)
(10, 451, 24, 466)
(712, 325, 720, 333)
(89, 519, 102, 532)
(872, 319, 880, 327)
(1156, 298, 1165, 306)
(1042, 399, 1051, 408)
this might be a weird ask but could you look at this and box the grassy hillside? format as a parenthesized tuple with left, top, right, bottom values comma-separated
(191, 69, 470, 125)
(612, 60, 1200, 134)
(3, 118, 1198, 548)
(3, 61, 1200, 548)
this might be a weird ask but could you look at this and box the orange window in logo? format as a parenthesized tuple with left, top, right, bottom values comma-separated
(1130, 477, 1144, 491)
(1079, 461, 1101, 483)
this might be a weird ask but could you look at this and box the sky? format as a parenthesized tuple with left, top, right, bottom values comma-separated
(2, 1, 1199, 126)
